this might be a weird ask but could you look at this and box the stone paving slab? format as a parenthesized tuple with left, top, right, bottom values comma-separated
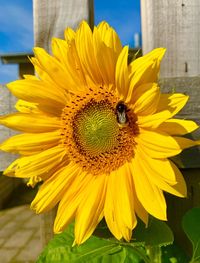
(0, 205, 42, 263)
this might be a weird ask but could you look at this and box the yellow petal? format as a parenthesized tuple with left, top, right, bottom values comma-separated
(15, 100, 40, 114)
(158, 119, 199, 135)
(51, 38, 69, 64)
(105, 163, 141, 241)
(54, 171, 93, 233)
(137, 148, 187, 197)
(130, 48, 166, 79)
(33, 47, 84, 93)
(127, 61, 156, 103)
(97, 21, 122, 55)
(127, 48, 166, 103)
(137, 93, 189, 129)
(157, 93, 189, 116)
(27, 175, 42, 188)
(127, 83, 153, 104)
(4, 146, 66, 179)
(0, 113, 61, 132)
(173, 136, 197, 149)
(30, 57, 57, 86)
(74, 174, 108, 245)
(7, 79, 67, 114)
(75, 21, 102, 86)
(93, 27, 116, 85)
(137, 147, 178, 185)
(137, 111, 171, 129)
(130, 175, 149, 226)
(131, 83, 160, 116)
(136, 130, 196, 159)
(23, 74, 38, 80)
(63, 28, 87, 90)
(167, 161, 187, 196)
(67, 40, 88, 87)
(130, 154, 167, 220)
(52, 38, 87, 90)
(115, 46, 129, 100)
(0, 131, 61, 155)
(96, 22, 122, 86)
(31, 162, 79, 213)
(64, 27, 75, 42)
(111, 163, 137, 241)
(104, 175, 122, 240)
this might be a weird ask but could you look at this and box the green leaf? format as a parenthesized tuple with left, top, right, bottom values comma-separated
(133, 217, 174, 247)
(182, 207, 200, 262)
(36, 223, 143, 263)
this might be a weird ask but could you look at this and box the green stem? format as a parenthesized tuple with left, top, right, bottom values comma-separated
(146, 246, 162, 263)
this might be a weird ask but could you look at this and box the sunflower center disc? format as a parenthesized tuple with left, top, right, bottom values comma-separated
(73, 101, 119, 156)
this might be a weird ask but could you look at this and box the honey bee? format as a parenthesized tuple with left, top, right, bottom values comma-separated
(116, 101, 129, 127)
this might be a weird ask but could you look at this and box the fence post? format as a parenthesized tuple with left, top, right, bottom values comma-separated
(33, 0, 94, 247)
(140, 0, 200, 253)
(0, 86, 16, 171)
(141, 0, 200, 79)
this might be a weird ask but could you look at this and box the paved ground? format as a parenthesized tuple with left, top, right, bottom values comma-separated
(0, 205, 42, 263)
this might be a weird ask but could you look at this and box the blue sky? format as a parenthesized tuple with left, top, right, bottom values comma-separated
(0, 0, 141, 84)
(95, 0, 141, 47)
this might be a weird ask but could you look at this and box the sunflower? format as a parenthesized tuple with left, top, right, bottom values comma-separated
(0, 21, 199, 245)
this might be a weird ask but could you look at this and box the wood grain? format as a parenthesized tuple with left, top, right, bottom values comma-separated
(33, 0, 94, 52)
(141, 0, 200, 78)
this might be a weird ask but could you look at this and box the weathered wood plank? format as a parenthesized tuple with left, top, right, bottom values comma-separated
(159, 77, 200, 122)
(141, 0, 200, 78)
(33, 0, 94, 51)
(0, 85, 17, 171)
